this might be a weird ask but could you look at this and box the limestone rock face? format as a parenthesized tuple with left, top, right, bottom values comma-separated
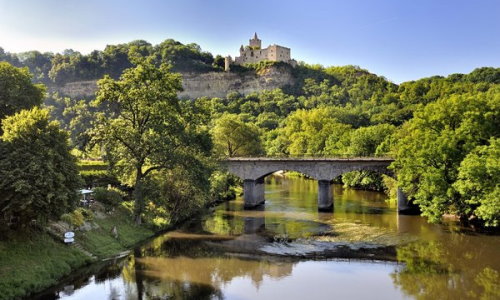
(48, 66, 296, 99)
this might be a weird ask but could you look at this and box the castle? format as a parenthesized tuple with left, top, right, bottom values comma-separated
(225, 33, 296, 71)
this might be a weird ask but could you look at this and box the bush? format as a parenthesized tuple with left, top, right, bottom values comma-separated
(93, 187, 125, 208)
(341, 171, 385, 191)
(61, 210, 84, 227)
(60, 207, 94, 227)
(210, 171, 238, 202)
(79, 170, 119, 188)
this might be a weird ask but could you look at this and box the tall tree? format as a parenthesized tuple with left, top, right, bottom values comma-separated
(0, 62, 45, 123)
(0, 108, 81, 227)
(93, 59, 209, 223)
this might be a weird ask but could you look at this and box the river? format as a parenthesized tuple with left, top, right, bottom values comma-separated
(37, 175, 500, 300)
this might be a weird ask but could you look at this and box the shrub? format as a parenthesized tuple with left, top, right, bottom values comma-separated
(79, 170, 119, 188)
(210, 171, 238, 202)
(93, 187, 125, 208)
(60, 210, 85, 227)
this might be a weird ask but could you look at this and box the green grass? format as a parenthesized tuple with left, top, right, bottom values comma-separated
(77, 208, 154, 258)
(0, 232, 92, 300)
(0, 208, 157, 299)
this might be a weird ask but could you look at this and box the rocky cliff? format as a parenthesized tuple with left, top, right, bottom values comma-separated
(48, 65, 296, 99)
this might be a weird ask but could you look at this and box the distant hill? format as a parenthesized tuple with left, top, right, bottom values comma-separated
(1, 39, 499, 101)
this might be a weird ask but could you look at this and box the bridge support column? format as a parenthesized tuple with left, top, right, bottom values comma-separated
(397, 187, 410, 213)
(318, 180, 333, 212)
(243, 178, 265, 209)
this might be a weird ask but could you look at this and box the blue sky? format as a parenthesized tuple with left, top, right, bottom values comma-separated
(0, 0, 499, 83)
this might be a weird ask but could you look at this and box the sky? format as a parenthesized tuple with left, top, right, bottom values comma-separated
(0, 0, 499, 83)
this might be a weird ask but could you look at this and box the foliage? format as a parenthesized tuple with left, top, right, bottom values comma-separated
(0, 62, 45, 123)
(0, 108, 82, 228)
(93, 58, 212, 223)
(342, 171, 386, 191)
(44, 94, 95, 149)
(93, 187, 125, 209)
(78, 160, 119, 187)
(346, 124, 396, 156)
(140, 160, 215, 228)
(153, 39, 215, 73)
(211, 113, 263, 157)
(78, 160, 108, 171)
(60, 207, 93, 227)
(454, 138, 500, 226)
(79, 170, 120, 188)
(210, 171, 239, 202)
(392, 87, 499, 224)
(2, 40, 499, 227)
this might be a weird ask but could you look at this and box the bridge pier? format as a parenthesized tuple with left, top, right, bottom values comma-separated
(318, 180, 333, 212)
(397, 187, 410, 212)
(243, 178, 265, 209)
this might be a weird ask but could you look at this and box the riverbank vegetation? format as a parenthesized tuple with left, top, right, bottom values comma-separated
(1, 41, 499, 227)
(0, 204, 156, 300)
(0, 231, 92, 300)
(0, 37, 498, 298)
(0, 56, 234, 298)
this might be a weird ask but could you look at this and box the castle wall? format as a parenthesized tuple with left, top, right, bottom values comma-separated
(235, 48, 270, 64)
(234, 38, 292, 65)
(267, 45, 291, 62)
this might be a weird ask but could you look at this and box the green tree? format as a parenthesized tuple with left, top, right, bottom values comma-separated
(0, 108, 81, 227)
(454, 138, 500, 226)
(0, 62, 45, 122)
(392, 88, 500, 224)
(93, 59, 210, 223)
(211, 113, 263, 157)
(347, 124, 396, 156)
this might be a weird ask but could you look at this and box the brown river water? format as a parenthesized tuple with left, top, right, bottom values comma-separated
(37, 175, 500, 300)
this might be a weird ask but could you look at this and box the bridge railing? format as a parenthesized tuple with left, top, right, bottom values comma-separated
(223, 154, 394, 161)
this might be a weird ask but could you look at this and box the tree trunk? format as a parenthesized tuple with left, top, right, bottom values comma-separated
(134, 167, 144, 224)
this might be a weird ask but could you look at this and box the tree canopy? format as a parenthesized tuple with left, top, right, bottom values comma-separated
(0, 108, 81, 227)
(211, 113, 263, 157)
(391, 87, 500, 224)
(93, 59, 212, 223)
(0, 62, 45, 123)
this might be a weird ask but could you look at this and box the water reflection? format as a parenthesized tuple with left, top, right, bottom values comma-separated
(393, 237, 500, 299)
(37, 175, 500, 300)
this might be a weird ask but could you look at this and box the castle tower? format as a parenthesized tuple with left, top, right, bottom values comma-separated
(249, 32, 261, 49)
(224, 56, 232, 72)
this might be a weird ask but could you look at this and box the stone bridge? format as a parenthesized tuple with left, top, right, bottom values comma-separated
(223, 158, 410, 213)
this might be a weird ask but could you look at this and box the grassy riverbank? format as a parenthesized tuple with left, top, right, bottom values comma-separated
(76, 208, 155, 258)
(0, 207, 158, 300)
(0, 232, 91, 300)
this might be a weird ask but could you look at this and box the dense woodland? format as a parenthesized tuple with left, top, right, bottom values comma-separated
(0, 39, 499, 230)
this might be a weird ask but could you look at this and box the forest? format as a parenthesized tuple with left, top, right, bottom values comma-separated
(0, 38, 499, 230)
